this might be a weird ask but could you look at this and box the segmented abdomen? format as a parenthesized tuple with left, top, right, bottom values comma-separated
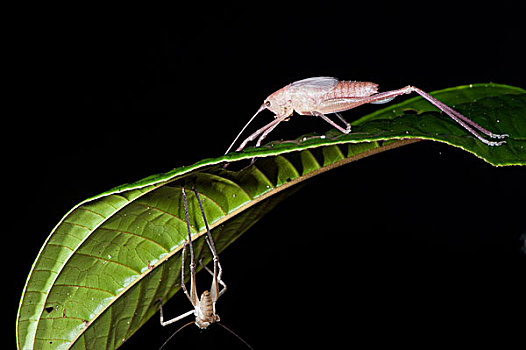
(324, 81, 378, 100)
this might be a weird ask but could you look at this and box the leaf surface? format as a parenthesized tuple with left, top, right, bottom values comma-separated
(17, 84, 525, 349)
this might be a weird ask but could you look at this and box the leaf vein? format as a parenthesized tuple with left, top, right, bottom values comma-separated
(53, 283, 116, 296)
(101, 226, 170, 253)
(75, 252, 142, 275)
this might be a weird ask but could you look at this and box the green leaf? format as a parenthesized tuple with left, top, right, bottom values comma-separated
(17, 84, 525, 349)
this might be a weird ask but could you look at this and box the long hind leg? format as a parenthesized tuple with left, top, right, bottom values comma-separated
(193, 187, 227, 301)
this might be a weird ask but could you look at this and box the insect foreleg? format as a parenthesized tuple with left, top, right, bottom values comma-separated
(236, 115, 289, 152)
(255, 118, 283, 147)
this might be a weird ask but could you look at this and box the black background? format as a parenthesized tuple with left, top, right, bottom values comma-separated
(10, 2, 525, 349)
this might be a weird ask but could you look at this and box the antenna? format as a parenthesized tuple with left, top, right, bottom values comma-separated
(224, 104, 266, 155)
(159, 320, 194, 350)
